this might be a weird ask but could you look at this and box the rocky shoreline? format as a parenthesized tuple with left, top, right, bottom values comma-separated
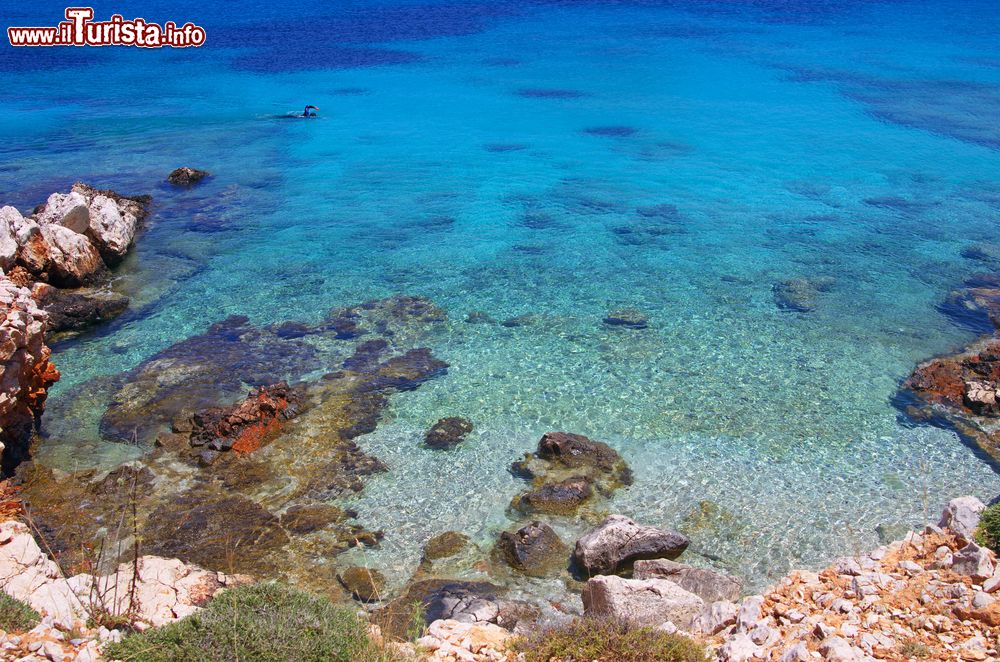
(1, 176, 1000, 661)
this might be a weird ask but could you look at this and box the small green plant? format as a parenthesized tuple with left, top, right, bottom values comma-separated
(898, 638, 931, 658)
(975, 503, 1000, 553)
(514, 617, 709, 662)
(404, 600, 426, 642)
(0, 592, 40, 632)
(104, 582, 401, 662)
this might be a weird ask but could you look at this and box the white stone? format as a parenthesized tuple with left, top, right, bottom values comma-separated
(581, 575, 703, 629)
(779, 642, 810, 662)
(939, 496, 986, 543)
(717, 633, 762, 662)
(691, 600, 738, 635)
(36, 192, 90, 234)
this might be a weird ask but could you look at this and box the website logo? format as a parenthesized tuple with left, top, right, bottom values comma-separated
(7, 7, 206, 48)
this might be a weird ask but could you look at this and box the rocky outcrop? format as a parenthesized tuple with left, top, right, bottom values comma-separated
(633, 558, 742, 603)
(424, 416, 474, 450)
(415, 618, 514, 661)
(581, 574, 704, 629)
(0, 518, 246, 629)
(573, 515, 689, 576)
(0, 276, 59, 474)
(30, 282, 129, 335)
(167, 167, 210, 187)
(183, 382, 302, 462)
(17, 183, 149, 280)
(2, 184, 149, 338)
(510, 432, 632, 516)
(899, 275, 1000, 463)
(494, 521, 567, 577)
(703, 496, 1000, 661)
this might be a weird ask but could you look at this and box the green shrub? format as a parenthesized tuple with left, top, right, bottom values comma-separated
(0, 592, 40, 632)
(975, 503, 1000, 553)
(104, 582, 400, 662)
(898, 638, 931, 658)
(514, 617, 709, 662)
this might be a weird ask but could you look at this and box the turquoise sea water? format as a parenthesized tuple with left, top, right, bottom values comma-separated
(3, 0, 1000, 588)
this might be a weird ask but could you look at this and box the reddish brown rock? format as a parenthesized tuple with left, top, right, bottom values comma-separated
(187, 382, 301, 457)
(0, 275, 59, 474)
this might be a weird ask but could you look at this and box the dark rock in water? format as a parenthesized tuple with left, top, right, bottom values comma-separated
(342, 338, 389, 371)
(511, 476, 593, 516)
(272, 321, 311, 339)
(584, 126, 638, 137)
(632, 559, 742, 602)
(534, 431, 630, 477)
(424, 416, 473, 450)
(636, 203, 681, 220)
(423, 531, 471, 561)
(495, 521, 567, 577)
(603, 308, 649, 329)
(143, 494, 289, 575)
(323, 295, 446, 342)
(167, 167, 210, 187)
(198, 449, 220, 466)
(186, 382, 302, 458)
(33, 283, 129, 335)
(464, 311, 495, 324)
(100, 316, 317, 445)
(375, 579, 508, 639)
(772, 277, 834, 312)
(279, 503, 345, 535)
(338, 566, 386, 603)
(500, 314, 537, 328)
(510, 432, 632, 516)
(573, 515, 689, 576)
(364, 348, 448, 392)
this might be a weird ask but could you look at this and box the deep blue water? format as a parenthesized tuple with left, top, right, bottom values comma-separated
(3, 0, 1000, 587)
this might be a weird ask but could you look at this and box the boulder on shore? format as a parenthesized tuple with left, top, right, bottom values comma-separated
(632, 558, 742, 603)
(939, 495, 986, 544)
(574, 514, 689, 576)
(581, 574, 704, 629)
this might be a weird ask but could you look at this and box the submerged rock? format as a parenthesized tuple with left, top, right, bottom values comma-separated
(510, 432, 632, 516)
(32, 283, 129, 336)
(143, 494, 289, 576)
(338, 566, 386, 603)
(424, 416, 474, 450)
(100, 315, 318, 445)
(772, 277, 833, 313)
(603, 308, 649, 329)
(512, 476, 593, 516)
(167, 167, 211, 187)
(573, 515, 689, 575)
(494, 521, 567, 577)
(187, 382, 301, 457)
(424, 532, 472, 562)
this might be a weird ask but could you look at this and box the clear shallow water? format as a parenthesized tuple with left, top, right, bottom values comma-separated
(3, 0, 1000, 589)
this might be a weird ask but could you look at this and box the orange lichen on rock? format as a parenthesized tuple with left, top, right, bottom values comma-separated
(185, 382, 300, 460)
